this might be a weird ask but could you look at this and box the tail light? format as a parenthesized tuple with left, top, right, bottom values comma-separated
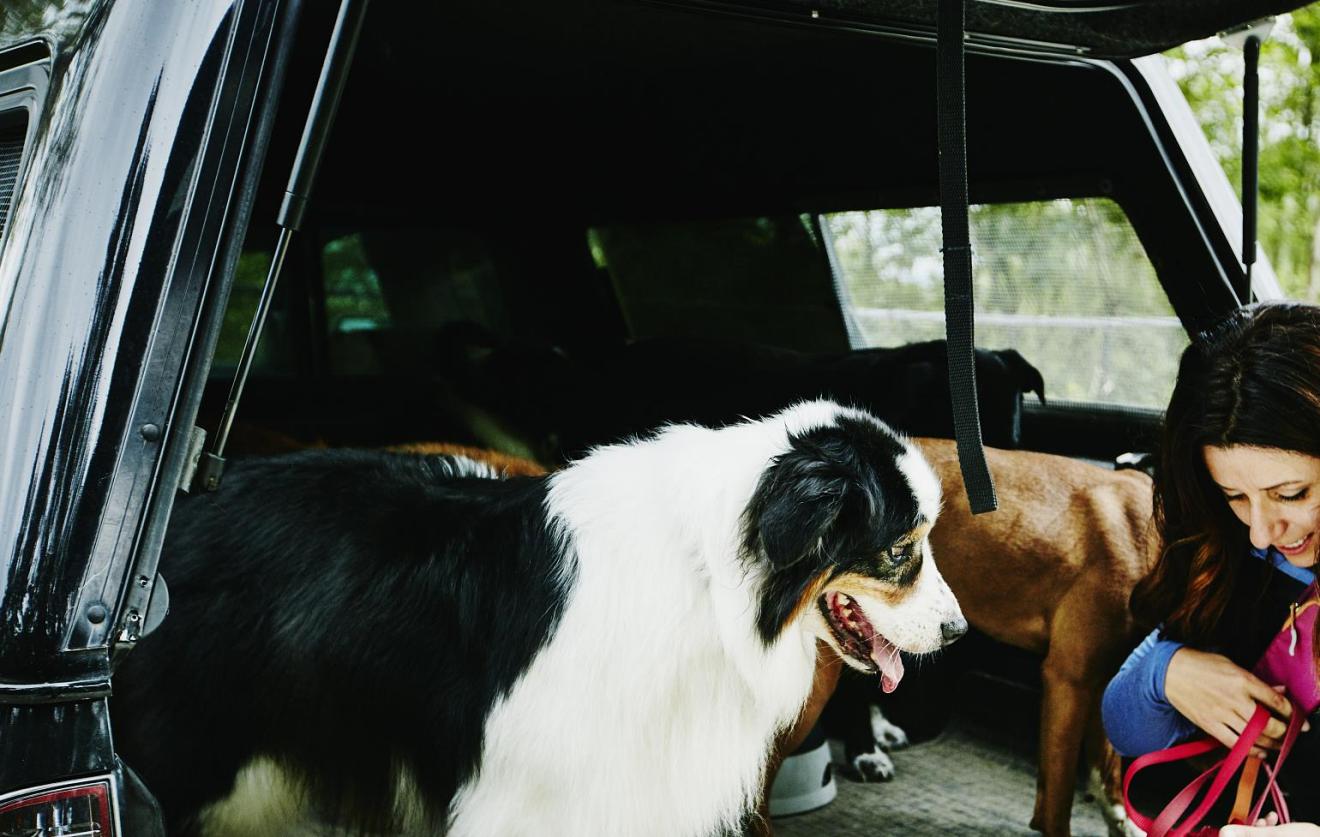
(0, 778, 114, 837)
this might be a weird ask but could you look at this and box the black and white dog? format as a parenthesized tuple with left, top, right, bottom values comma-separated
(112, 400, 966, 836)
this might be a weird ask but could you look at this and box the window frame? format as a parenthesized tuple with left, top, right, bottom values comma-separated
(0, 54, 49, 316)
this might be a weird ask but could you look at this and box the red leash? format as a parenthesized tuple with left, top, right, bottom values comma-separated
(1123, 700, 1306, 837)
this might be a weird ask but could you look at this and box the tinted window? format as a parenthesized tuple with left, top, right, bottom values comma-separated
(824, 199, 1186, 409)
(588, 216, 850, 354)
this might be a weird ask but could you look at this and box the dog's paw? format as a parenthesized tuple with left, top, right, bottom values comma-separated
(869, 705, 909, 750)
(1097, 798, 1137, 837)
(851, 748, 896, 782)
(1086, 763, 1132, 837)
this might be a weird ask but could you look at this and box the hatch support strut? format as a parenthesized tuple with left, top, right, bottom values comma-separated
(192, 0, 370, 492)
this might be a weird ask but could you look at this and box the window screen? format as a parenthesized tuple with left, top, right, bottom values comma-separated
(0, 111, 27, 241)
(824, 199, 1187, 409)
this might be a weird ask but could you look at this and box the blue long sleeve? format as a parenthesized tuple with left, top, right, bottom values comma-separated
(1103, 548, 1313, 758)
(1101, 627, 1197, 757)
(1102, 549, 1314, 758)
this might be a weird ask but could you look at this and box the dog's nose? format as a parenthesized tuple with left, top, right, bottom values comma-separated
(940, 617, 968, 644)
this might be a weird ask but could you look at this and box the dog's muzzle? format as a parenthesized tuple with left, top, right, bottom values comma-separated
(940, 616, 968, 645)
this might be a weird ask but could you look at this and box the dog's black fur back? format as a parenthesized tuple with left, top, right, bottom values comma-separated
(111, 449, 574, 834)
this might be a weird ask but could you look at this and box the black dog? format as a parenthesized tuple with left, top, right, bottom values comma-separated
(581, 336, 1044, 454)
(428, 326, 1045, 462)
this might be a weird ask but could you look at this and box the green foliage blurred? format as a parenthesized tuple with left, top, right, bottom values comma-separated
(214, 250, 278, 370)
(322, 233, 391, 330)
(827, 200, 1185, 408)
(1166, 5, 1320, 300)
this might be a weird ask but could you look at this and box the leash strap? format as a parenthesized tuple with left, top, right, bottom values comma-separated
(936, 0, 996, 514)
(1245, 700, 1306, 824)
(1151, 706, 1268, 837)
(1124, 701, 1305, 836)
(1123, 738, 1221, 834)
(1230, 757, 1261, 823)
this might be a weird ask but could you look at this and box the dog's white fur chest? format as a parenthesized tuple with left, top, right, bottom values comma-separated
(448, 424, 820, 837)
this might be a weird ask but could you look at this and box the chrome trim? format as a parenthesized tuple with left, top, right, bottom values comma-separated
(977, 0, 1141, 13)
(637, 0, 1095, 58)
(0, 678, 112, 704)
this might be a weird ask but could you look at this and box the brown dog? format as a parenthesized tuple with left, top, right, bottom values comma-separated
(762, 438, 1158, 836)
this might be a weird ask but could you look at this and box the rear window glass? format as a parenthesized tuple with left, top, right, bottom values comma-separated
(320, 228, 510, 376)
(212, 250, 294, 375)
(823, 199, 1187, 409)
(587, 216, 850, 354)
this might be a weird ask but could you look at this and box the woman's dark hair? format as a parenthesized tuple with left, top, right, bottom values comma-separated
(1131, 302, 1320, 643)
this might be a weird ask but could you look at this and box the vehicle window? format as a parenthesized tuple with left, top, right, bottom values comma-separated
(321, 228, 510, 376)
(323, 232, 391, 375)
(0, 110, 25, 241)
(1165, 13, 1320, 303)
(822, 199, 1186, 410)
(323, 232, 392, 334)
(588, 216, 851, 354)
(212, 250, 296, 375)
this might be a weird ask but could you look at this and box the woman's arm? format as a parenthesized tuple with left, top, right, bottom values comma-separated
(1162, 646, 1298, 756)
(1103, 627, 1300, 758)
(1101, 626, 1197, 756)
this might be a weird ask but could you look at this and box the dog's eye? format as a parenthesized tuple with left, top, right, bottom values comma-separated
(886, 542, 914, 563)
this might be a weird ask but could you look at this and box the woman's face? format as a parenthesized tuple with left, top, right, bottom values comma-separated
(1203, 445, 1320, 569)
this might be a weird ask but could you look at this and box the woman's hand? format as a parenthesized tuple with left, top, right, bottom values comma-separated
(1164, 647, 1305, 758)
(1220, 813, 1320, 835)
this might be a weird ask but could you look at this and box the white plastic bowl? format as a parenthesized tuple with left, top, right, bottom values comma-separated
(768, 738, 837, 817)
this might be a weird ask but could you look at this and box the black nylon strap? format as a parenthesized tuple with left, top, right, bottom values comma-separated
(937, 0, 997, 514)
(1241, 33, 1260, 305)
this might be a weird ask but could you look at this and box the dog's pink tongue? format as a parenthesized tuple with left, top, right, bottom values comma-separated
(871, 635, 904, 693)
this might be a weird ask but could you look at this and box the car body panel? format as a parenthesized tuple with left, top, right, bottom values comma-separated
(0, 0, 288, 797)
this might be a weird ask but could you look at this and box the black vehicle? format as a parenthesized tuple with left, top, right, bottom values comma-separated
(0, 0, 1307, 833)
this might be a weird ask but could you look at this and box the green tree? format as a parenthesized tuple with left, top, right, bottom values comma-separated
(1166, 6, 1320, 300)
(828, 199, 1185, 408)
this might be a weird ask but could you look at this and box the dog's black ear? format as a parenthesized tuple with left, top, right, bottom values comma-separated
(1000, 348, 1046, 404)
(747, 443, 861, 569)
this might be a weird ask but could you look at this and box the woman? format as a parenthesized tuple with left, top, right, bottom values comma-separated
(1102, 302, 1320, 832)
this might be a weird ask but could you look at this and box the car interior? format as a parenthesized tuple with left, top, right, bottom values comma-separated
(190, 0, 1273, 830)
(212, 1, 1250, 458)
(3, 0, 1313, 833)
